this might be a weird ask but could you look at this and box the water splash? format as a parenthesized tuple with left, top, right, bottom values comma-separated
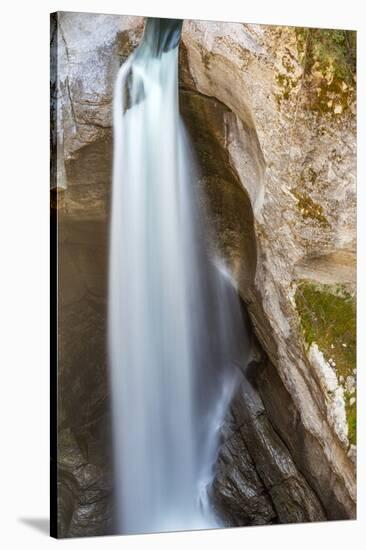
(109, 18, 249, 535)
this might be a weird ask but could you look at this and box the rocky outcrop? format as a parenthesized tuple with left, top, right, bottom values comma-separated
(51, 12, 356, 535)
(178, 20, 356, 522)
(212, 358, 327, 526)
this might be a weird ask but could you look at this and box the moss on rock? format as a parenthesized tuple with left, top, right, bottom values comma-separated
(294, 28, 356, 115)
(275, 73, 300, 104)
(294, 281, 356, 444)
(292, 190, 329, 226)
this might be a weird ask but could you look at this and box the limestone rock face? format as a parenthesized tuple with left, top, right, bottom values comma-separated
(179, 19, 356, 521)
(52, 12, 144, 162)
(52, 13, 356, 535)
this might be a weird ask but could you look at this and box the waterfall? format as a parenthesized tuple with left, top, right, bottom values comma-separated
(109, 18, 249, 535)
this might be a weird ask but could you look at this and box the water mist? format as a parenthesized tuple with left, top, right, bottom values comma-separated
(109, 18, 250, 535)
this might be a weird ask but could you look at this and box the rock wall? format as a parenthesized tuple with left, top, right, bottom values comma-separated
(178, 20, 356, 521)
(51, 12, 356, 535)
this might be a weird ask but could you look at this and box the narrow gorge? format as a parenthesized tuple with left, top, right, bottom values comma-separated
(51, 13, 356, 537)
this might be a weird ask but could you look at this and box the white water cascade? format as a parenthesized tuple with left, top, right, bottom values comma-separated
(109, 18, 249, 535)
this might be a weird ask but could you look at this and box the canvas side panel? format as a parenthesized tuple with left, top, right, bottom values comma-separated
(50, 11, 59, 540)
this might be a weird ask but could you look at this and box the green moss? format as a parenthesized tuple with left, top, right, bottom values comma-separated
(281, 53, 295, 74)
(295, 27, 308, 58)
(275, 73, 300, 106)
(308, 75, 352, 116)
(292, 190, 329, 226)
(294, 28, 356, 115)
(347, 405, 356, 446)
(295, 282, 356, 444)
(296, 28, 356, 82)
(312, 29, 355, 82)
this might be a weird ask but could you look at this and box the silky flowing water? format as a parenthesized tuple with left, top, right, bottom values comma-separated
(109, 18, 249, 535)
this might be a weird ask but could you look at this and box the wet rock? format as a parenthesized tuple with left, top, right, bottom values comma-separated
(212, 411, 276, 526)
(57, 470, 79, 537)
(57, 428, 114, 538)
(213, 362, 326, 525)
(234, 369, 325, 522)
(255, 358, 356, 519)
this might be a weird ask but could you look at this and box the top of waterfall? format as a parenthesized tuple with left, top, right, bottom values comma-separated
(139, 18, 183, 57)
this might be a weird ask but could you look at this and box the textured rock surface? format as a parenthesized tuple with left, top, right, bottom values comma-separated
(178, 19, 356, 521)
(56, 211, 114, 537)
(212, 358, 326, 525)
(51, 12, 356, 535)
